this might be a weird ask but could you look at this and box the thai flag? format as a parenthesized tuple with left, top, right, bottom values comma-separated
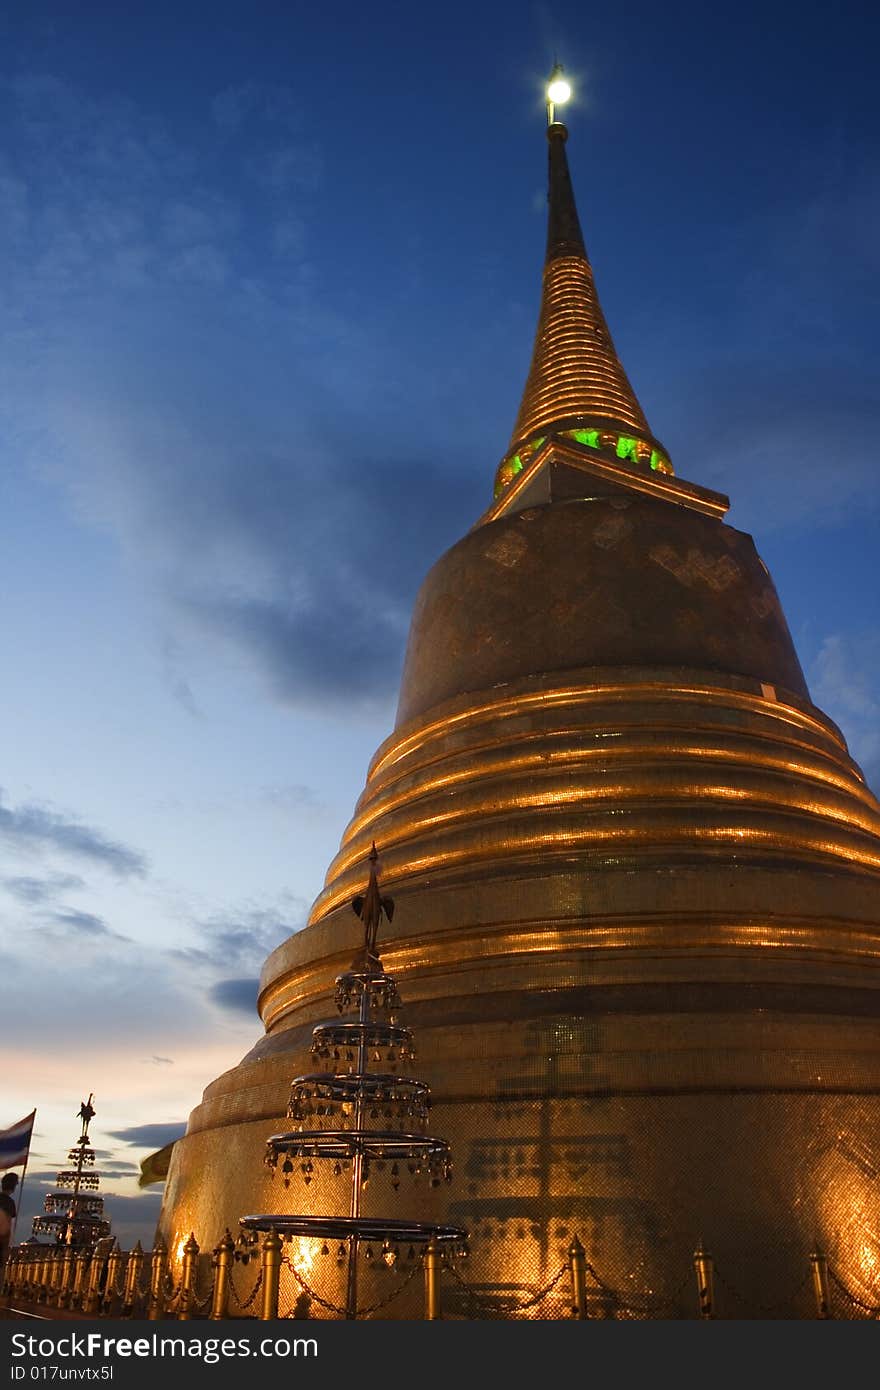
(0, 1111, 36, 1170)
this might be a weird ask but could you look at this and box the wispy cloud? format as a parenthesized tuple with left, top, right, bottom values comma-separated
(0, 66, 481, 713)
(106, 1122, 187, 1150)
(0, 790, 147, 877)
(2, 872, 85, 904)
(170, 898, 304, 973)
(209, 977, 258, 1015)
(261, 783, 324, 814)
(641, 153, 880, 534)
(45, 908, 129, 940)
(809, 631, 880, 792)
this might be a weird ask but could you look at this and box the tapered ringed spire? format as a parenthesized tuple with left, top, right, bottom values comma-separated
(494, 67, 672, 498)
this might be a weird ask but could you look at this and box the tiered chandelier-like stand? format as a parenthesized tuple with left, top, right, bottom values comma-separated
(32, 1095, 111, 1249)
(240, 846, 467, 1318)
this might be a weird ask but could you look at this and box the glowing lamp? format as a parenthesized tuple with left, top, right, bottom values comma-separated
(546, 63, 572, 126)
(547, 74, 571, 105)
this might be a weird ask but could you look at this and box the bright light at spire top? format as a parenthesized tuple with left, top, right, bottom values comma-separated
(546, 63, 572, 125)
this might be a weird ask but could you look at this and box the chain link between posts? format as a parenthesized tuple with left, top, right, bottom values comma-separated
(228, 1266, 263, 1311)
(190, 1264, 216, 1315)
(444, 1257, 569, 1314)
(281, 1254, 421, 1318)
(712, 1264, 813, 1317)
(163, 1272, 182, 1307)
(583, 1259, 692, 1316)
(828, 1268, 880, 1317)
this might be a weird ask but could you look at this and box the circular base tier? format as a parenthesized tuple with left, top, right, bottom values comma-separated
(268, 1130, 450, 1161)
(239, 1214, 466, 1245)
(289, 1072, 427, 1095)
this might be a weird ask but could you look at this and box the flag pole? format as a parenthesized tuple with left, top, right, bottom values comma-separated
(10, 1110, 36, 1244)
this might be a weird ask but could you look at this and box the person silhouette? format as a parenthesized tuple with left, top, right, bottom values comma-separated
(0, 1172, 19, 1276)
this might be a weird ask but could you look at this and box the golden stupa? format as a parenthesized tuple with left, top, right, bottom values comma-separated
(157, 82, 880, 1317)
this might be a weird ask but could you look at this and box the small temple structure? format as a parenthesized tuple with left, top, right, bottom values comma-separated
(156, 69, 880, 1317)
(237, 843, 466, 1319)
(32, 1096, 111, 1249)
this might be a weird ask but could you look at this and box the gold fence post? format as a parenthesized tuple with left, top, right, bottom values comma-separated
(810, 1249, 832, 1319)
(147, 1240, 168, 1321)
(123, 1241, 145, 1318)
(210, 1230, 234, 1321)
(693, 1241, 714, 1319)
(72, 1249, 90, 1310)
(4, 1249, 17, 1299)
(46, 1250, 60, 1302)
(569, 1235, 588, 1319)
(0, 1247, 14, 1296)
(49, 1249, 64, 1304)
(14, 1249, 25, 1300)
(19, 1249, 31, 1299)
(23, 1250, 35, 1300)
(177, 1234, 199, 1321)
(32, 1250, 44, 1300)
(31, 1249, 43, 1300)
(260, 1229, 282, 1321)
(34, 1249, 49, 1302)
(25, 1248, 37, 1301)
(58, 1243, 76, 1309)
(12, 1249, 26, 1300)
(17, 1249, 31, 1300)
(84, 1245, 108, 1315)
(102, 1244, 123, 1315)
(424, 1236, 441, 1320)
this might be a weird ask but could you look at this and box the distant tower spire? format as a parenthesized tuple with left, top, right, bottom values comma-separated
(495, 67, 673, 497)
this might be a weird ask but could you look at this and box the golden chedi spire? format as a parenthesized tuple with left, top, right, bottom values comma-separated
(157, 69, 880, 1321)
(495, 68, 672, 497)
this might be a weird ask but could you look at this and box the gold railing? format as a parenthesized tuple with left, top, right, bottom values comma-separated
(1, 1235, 874, 1320)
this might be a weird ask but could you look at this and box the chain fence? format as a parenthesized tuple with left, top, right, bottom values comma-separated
(282, 1253, 421, 1318)
(444, 1257, 569, 1315)
(228, 1266, 263, 1312)
(582, 1258, 692, 1318)
(828, 1268, 880, 1319)
(8, 1238, 880, 1321)
(712, 1264, 813, 1318)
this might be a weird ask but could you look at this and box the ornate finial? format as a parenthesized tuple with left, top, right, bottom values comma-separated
(493, 62, 672, 499)
(351, 842, 394, 967)
(77, 1094, 95, 1135)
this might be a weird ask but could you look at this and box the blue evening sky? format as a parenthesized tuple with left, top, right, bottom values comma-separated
(1, 0, 877, 1244)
